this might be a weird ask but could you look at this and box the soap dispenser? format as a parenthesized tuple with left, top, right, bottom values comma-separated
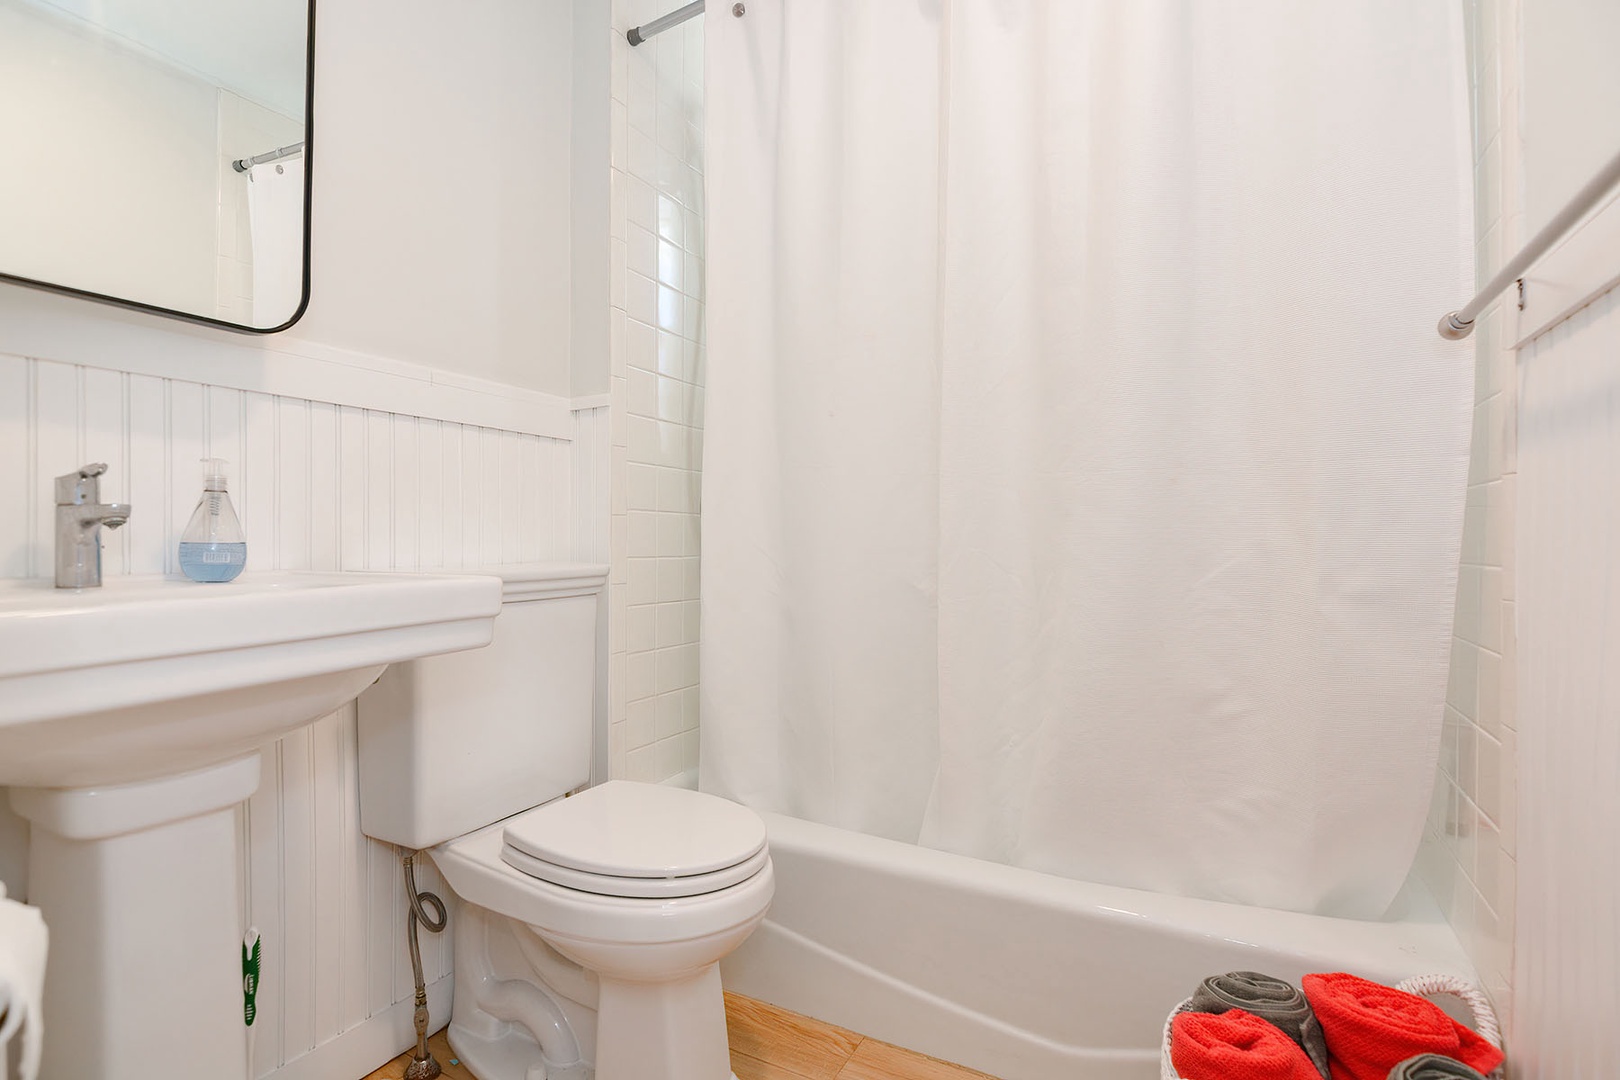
(179, 458, 247, 582)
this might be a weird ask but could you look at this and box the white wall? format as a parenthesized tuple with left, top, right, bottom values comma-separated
(573, 0, 614, 398)
(603, 0, 706, 783)
(282, 0, 580, 396)
(0, 0, 612, 1075)
(0, 0, 219, 314)
(1522, 0, 1620, 235)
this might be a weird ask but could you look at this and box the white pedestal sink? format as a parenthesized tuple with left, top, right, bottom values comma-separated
(0, 571, 503, 1080)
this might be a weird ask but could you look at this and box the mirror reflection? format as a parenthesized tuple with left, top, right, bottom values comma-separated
(0, 0, 311, 331)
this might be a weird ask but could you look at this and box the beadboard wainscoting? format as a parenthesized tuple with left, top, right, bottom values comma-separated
(1514, 278, 1620, 1076)
(0, 356, 574, 581)
(0, 350, 594, 1079)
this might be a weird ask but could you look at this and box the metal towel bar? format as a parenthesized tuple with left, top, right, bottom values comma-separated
(1439, 144, 1620, 340)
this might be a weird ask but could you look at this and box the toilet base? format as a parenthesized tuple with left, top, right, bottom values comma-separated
(447, 905, 594, 1080)
(443, 899, 751, 1080)
(426, 823, 772, 1080)
(448, 1023, 738, 1080)
(594, 965, 731, 1080)
(447, 1021, 593, 1080)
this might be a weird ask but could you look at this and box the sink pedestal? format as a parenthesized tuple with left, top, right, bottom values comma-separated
(0, 570, 505, 1079)
(12, 754, 264, 1080)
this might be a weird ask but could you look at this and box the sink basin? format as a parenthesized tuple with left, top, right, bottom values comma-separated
(0, 571, 501, 788)
(0, 569, 502, 1080)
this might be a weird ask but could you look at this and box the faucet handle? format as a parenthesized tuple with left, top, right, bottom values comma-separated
(55, 463, 108, 505)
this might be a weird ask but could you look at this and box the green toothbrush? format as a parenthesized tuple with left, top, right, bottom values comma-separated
(242, 929, 261, 1025)
(243, 927, 261, 1068)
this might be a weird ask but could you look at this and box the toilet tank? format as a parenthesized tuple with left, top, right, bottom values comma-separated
(357, 563, 609, 850)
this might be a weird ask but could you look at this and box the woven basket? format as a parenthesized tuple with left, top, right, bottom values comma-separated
(1159, 973, 1502, 1080)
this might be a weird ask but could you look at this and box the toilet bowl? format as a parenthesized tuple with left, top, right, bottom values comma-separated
(355, 564, 771, 1080)
(433, 781, 774, 1080)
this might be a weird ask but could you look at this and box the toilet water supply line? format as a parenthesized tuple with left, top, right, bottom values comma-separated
(402, 852, 449, 1080)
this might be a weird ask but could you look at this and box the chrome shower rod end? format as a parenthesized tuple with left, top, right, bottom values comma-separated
(1437, 312, 1475, 340)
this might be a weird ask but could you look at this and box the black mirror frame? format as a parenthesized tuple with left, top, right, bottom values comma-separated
(0, 0, 317, 335)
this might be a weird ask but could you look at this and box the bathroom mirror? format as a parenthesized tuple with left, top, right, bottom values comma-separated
(0, 0, 314, 332)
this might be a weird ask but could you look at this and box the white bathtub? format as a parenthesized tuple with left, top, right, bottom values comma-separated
(720, 813, 1475, 1080)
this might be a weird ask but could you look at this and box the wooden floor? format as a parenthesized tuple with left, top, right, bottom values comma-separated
(363, 992, 996, 1080)
(363, 1029, 475, 1080)
(723, 993, 996, 1080)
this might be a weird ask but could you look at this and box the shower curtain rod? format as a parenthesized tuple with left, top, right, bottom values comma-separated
(628, 0, 704, 45)
(1439, 142, 1620, 339)
(232, 141, 305, 174)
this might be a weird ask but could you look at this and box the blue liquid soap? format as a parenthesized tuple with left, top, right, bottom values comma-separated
(179, 459, 248, 582)
(178, 541, 247, 583)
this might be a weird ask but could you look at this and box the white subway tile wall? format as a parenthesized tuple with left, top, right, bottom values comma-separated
(1415, 0, 1519, 1030)
(0, 351, 574, 1077)
(607, 0, 706, 783)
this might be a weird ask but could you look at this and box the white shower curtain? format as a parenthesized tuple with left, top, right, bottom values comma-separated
(701, 1, 1474, 917)
(247, 156, 305, 328)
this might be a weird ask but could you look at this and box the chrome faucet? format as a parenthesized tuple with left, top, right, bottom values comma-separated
(55, 463, 131, 588)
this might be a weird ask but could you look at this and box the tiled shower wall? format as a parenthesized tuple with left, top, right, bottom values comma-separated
(1415, 0, 1520, 1028)
(604, 0, 706, 783)
(0, 350, 576, 1079)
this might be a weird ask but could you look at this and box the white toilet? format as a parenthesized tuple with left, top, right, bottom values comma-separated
(356, 563, 774, 1080)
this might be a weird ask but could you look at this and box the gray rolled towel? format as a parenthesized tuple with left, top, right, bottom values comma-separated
(1188, 971, 1332, 1080)
(1387, 1053, 1490, 1080)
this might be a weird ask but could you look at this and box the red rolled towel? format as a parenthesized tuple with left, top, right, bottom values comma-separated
(1300, 973, 1503, 1080)
(1172, 1008, 1323, 1080)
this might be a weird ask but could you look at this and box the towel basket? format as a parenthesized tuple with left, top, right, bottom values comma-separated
(1159, 973, 1502, 1080)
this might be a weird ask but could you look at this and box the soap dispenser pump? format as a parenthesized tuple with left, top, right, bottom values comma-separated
(179, 458, 247, 583)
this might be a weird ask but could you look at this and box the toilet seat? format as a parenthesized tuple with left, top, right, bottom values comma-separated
(499, 781, 769, 899)
(502, 843, 770, 898)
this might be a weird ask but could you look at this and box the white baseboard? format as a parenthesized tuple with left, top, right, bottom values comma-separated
(264, 974, 453, 1080)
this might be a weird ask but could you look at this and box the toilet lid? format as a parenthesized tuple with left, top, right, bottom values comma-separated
(501, 780, 767, 885)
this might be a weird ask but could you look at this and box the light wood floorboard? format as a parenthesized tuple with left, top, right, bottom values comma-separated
(362, 993, 996, 1080)
(725, 991, 865, 1079)
(836, 1038, 995, 1080)
(724, 994, 997, 1080)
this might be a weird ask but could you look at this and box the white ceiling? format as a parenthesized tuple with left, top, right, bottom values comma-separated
(22, 0, 308, 118)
